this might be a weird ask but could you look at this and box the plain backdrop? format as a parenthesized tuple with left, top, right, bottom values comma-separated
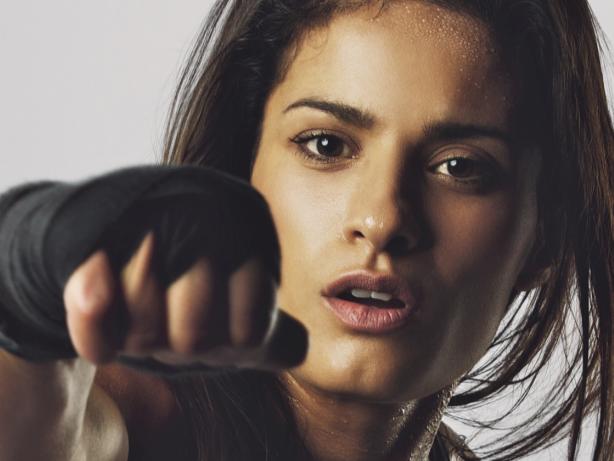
(1, 1, 612, 459)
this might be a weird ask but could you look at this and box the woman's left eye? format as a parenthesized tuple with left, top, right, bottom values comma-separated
(430, 156, 496, 186)
(291, 131, 355, 162)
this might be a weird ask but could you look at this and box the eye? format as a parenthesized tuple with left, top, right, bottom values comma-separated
(429, 155, 498, 188)
(434, 158, 479, 178)
(291, 130, 356, 162)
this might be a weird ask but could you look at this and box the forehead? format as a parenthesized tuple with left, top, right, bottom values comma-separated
(272, 1, 515, 131)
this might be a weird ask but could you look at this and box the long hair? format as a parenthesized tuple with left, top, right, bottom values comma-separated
(161, 1, 614, 459)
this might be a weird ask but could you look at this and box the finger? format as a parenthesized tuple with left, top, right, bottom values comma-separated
(166, 258, 228, 356)
(224, 309, 308, 370)
(64, 249, 121, 364)
(150, 310, 308, 371)
(121, 232, 167, 354)
(228, 258, 276, 348)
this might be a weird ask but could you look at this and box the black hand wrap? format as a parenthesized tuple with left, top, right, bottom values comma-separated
(0, 165, 280, 374)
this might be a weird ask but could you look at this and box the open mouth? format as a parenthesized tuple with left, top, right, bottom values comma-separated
(322, 271, 419, 332)
(337, 289, 406, 309)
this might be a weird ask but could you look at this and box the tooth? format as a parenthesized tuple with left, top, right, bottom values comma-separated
(351, 289, 371, 299)
(371, 291, 393, 302)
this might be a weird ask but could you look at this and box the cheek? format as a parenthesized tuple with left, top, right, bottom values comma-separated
(431, 193, 525, 287)
(267, 172, 341, 261)
(425, 188, 536, 365)
(431, 177, 537, 291)
(251, 155, 349, 303)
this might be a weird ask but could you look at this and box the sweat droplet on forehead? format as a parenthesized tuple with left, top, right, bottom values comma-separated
(347, 0, 510, 104)
(364, 1, 497, 73)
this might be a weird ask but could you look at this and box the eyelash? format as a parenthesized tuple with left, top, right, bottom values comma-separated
(428, 154, 498, 188)
(290, 130, 498, 188)
(290, 130, 357, 164)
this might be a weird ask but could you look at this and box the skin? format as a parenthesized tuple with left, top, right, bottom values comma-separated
(250, 2, 541, 460)
(13, 2, 544, 461)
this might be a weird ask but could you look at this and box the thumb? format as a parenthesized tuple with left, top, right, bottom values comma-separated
(256, 308, 308, 370)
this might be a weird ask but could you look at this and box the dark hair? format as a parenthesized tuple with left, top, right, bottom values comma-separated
(161, 1, 614, 459)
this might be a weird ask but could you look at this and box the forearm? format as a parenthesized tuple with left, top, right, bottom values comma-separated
(0, 350, 97, 461)
(0, 171, 168, 460)
(0, 164, 279, 459)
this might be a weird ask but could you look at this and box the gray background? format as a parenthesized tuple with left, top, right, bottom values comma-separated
(1, 1, 612, 459)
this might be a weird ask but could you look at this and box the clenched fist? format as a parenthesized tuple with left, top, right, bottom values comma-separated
(56, 167, 307, 373)
(64, 234, 306, 374)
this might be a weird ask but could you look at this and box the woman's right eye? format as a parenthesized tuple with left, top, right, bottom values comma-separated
(291, 130, 356, 163)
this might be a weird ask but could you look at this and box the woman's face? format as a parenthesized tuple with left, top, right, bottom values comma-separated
(251, 1, 540, 401)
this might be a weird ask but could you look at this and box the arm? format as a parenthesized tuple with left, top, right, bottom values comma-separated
(0, 165, 300, 460)
(0, 352, 101, 461)
(0, 166, 252, 360)
(0, 168, 176, 460)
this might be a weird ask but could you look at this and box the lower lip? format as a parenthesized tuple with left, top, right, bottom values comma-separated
(323, 297, 416, 333)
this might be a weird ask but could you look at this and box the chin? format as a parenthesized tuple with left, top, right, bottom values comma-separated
(289, 349, 448, 403)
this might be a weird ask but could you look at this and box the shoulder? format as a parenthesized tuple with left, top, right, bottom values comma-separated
(438, 422, 479, 461)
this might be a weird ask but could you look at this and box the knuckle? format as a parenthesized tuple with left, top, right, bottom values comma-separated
(122, 258, 158, 301)
(229, 259, 276, 348)
(80, 288, 115, 321)
(167, 259, 217, 313)
(65, 251, 116, 317)
(123, 328, 164, 354)
(123, 283, 165, 349)
(167, 308, 227, 356)
(231, 309, 271, 348)
(168, 329, 206, 356)
(84, 347, 116, 365)
(166, 258, 226, 355)
(70, 329, 116, 364)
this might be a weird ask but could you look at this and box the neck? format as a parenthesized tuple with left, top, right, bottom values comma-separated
(281, 373, 455, 461)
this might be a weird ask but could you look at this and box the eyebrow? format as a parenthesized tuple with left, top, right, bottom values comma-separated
(283, 97, 511, 146)
(422, 121, 512, 147)
(283, 98, 376, 129)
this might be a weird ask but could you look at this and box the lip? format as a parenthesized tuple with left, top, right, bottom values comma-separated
(321, 271, 421, 334)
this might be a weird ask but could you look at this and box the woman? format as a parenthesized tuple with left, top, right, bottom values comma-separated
(0, 0, 611, 460)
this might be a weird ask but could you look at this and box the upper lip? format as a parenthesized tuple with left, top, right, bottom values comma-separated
(321, 271, 420, 308)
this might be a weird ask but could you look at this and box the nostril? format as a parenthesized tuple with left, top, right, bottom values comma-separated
(351, 230, 366, 240)
(345, 229, 416, 254)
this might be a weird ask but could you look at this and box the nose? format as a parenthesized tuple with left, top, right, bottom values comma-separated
(342, 169, 424, 256)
